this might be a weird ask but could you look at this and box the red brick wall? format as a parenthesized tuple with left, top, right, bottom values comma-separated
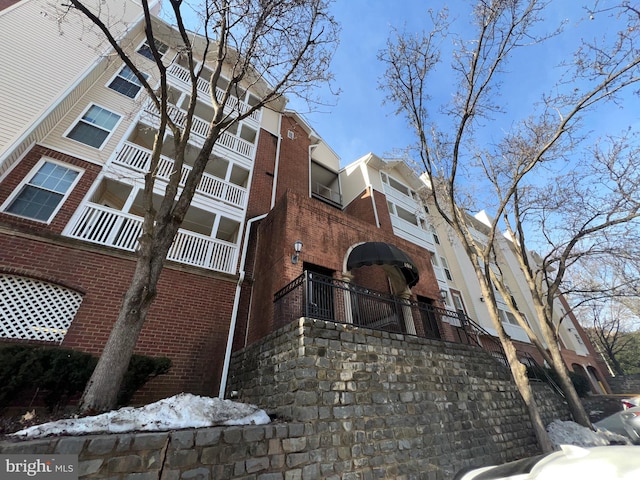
(0, 145, 101, 234)
(247, 128, 277, 218)
(273, 115, 312, 204)
(372, 189, 394, 234)
(0, 0, 20, 11)
(0, 232, 236, 404)
(343, 187, 378, 226)
(244, 190, 442, 346)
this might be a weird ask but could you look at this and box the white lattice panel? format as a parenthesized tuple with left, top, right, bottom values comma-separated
(0, 275, 83, 343)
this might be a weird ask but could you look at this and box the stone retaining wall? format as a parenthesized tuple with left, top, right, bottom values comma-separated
(0, 318, 570, 480)
(228, 318, 571, 478)
(608, 374, 640, 395)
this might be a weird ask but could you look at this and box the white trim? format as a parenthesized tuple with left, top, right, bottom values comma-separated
(0, 2, 155, 171)
(0, 141, 35, 184)
(1, 157, 84, 224)
(63, 103, 123, 150)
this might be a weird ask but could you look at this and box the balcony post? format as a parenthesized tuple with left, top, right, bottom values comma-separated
(341, 272, 354, 324)
(398, 287, 417, 335)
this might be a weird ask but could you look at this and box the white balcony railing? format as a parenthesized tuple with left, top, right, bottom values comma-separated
(383, 183, 420, 212)
(67, 204, 237, 274)
(390, 215, 435, 251)
(114, 142, 247, 208)
(143, 102, 255, 160)
(167, 63, 262, 124)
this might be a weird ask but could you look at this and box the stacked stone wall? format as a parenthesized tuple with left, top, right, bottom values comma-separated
(608, 374, 640, 394)
(1, 319, 570, 480)
(228, 318, 571, 478)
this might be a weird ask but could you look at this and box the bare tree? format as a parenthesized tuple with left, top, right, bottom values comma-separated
(62, 0, 338, 413)
(380, 0, 640, 451)
(583, 302, 637, 375)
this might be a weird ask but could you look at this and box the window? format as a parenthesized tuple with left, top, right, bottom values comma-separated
(109, 65, 147, 98)
(67, 105, 121, 148)
(440, 256, 452, 281)
(4, 160, 81, 222)
(500, 309, 519, 326)
(137, 38, 168, 61)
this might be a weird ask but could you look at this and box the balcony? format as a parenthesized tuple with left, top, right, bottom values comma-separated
(312, 181, 342, 207)
(114, 142, 247, 209)
(66, 203, 237, 274)
(274, 271, 446, 339)
(382, 183, 419, 211)
(389, 214, 435, 251)
(167, 63, 261, 125)
(142, 102, 255, 162)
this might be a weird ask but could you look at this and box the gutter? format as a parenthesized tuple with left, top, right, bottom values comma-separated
(218, 212, 267, 398)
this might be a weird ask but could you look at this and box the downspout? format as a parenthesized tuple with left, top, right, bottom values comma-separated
(221, 111, 284, 397)
(270, 113, 283, 209)
(219, 212, 268, 399)
(370, 185, 381, 228)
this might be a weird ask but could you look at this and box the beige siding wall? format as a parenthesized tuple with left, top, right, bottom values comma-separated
(40, 56, 152, 165)
(0, 0, 148, 157)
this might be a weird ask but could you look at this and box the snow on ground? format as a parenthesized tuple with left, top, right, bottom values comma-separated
(547, 420, 631, 448)
(10, 393, 270, 439)
(8, 393, 634, 449)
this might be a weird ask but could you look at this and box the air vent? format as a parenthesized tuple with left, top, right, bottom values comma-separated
(287, 130, 295, 140)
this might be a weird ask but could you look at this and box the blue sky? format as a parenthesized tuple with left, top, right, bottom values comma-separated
(287, 1, 637, 166)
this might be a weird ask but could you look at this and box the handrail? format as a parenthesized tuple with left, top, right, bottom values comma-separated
(114, 142, 247, 208)
(166, 62, 261, 123)
(66, 203, 237, 274)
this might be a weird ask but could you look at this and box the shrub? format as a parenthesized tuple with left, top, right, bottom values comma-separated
(0, 344, 171, 411)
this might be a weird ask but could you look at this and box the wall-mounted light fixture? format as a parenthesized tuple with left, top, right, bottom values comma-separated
(291, 240, 303, 264)
(439, 289, 448, 302)
(479, 297, 485, 302)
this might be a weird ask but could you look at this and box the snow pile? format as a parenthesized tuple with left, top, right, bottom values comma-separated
(547, 420, 631, 449)
(10, 393, 270, 439)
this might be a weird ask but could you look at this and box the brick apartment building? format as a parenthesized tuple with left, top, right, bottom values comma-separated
(0, 0, 609, 404)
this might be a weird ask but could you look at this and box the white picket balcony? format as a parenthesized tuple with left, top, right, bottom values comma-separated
(142, 102, 255, 161)
(114, 142, 247, 209)
(67, 204, 237, 274)
(389, 214, 435, 251)
(383, 183, 419, 212)
(167, 62, 261, 124)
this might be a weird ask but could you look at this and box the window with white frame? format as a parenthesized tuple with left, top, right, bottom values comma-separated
(3, 159, 82, 222)
(66, 105, 121, 149)
(109, 65, 147, 98)
(137, 38, 168, 61)
(500, 309, 519, 326)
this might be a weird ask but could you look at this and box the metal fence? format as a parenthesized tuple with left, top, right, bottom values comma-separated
(274, 271, 458, 340)
(273, 271, 561, 393)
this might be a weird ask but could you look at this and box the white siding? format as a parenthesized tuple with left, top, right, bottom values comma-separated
(0, 0, 147, 158)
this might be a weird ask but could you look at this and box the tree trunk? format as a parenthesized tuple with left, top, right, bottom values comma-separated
(476, 277, 554, 453)
(546, 337, 593, 428)
(79, 233, 170, 413)
(494, 317, 555, 453)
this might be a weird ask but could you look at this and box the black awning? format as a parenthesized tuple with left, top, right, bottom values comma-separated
(346, 242, 420, 288)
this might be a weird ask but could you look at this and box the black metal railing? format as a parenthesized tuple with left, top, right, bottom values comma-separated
(273, 271, 564, 395)
(460, 314, 565, 397)
(274, 271, 452, 340)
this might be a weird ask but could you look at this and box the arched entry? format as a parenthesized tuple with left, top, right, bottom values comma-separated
(343, 242, 420, 334)
(587, 365, 607, 394)
(345, 242, 420, 288)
